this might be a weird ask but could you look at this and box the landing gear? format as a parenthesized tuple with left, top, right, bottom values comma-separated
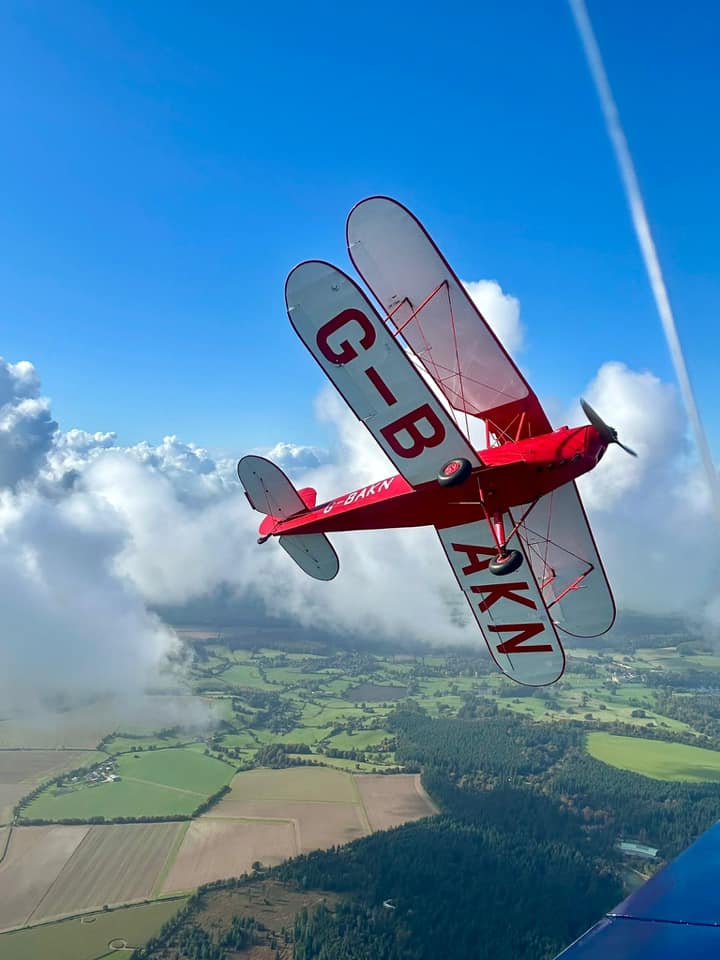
(438, 457, 472, 487)
(487, 511, 523, 576)
(488, 549, 523, 576)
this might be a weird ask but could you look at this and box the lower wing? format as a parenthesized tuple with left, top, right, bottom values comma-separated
(436, 517, 565, 686)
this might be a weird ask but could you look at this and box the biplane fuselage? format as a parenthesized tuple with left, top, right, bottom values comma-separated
(261, 423, 606, 537)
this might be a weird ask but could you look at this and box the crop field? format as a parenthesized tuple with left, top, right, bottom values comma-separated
(0, 825, 89, 930)
(0, 823, 183, 929)
(0, 897, 187, 960)
(586, 733, 720, 782)
(162, 818, 297, 891)
(33, 822, 184, 920)
(0, 750, 94, 824)
(210, 799, 369, 852)
(183, 767, 437, 876)
(356, 774, 438, 830)
(23, 748, 234, 821)
(218, 767, 359, 805)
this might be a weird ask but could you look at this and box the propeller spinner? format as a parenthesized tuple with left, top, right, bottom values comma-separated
(580, 399, 638, 457)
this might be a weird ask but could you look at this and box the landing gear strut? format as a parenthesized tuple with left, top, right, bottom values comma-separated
(488, 511, 523, 576)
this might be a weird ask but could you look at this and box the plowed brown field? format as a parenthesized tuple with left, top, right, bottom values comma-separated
(162, 819, 297, 892)
(0, 825, 89, 930)
(31, 822, 183, 921)
(354, 774, 438, 830)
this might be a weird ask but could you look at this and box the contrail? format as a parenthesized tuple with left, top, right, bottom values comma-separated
(568, 0, 720, 523)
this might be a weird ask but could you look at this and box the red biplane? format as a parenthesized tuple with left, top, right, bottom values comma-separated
(238, 197, 633, 686)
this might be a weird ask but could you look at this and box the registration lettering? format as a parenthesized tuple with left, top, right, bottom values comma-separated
(451, 539, 550, 657)
(315, 307, 448, 461)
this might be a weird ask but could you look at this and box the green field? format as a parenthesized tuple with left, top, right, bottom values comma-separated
(587, 732, 720, 782)
(23, 749, 235, 821)
(117, 748, 232, 793)
(0, 898, 187, 960)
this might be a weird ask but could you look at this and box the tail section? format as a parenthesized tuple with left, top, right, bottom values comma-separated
(237, 455, 339, 581)
(279, 533, 339, 581)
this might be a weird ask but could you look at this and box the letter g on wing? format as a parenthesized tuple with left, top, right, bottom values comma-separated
(316, 309, 377, 364)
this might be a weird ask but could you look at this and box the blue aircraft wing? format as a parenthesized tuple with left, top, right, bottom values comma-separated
(556, 820, 720, 959)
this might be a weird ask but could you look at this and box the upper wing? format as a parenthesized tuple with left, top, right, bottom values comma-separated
(510, 483, 616, 639)
(286, 260, 481, 488)
(436, 517, 565, 686)
(554, 821, 720, 959)
(347, 196, 552, 443)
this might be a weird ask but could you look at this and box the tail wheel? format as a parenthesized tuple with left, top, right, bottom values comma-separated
(438, 457, 472, 487)
(489, 549, 523, 576)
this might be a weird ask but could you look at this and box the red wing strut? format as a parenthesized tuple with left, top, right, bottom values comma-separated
(436, 518, 565, 686)
(285, 260, 481, 488)
(347, 196, 552, 444)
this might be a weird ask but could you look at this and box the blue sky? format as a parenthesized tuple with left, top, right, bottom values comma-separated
(2, 0, 718, 456)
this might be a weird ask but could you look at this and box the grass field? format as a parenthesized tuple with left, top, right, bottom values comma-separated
(24, 776, 201, 820)
(116, 748, 232, 793)
(0, 897, 187, 960)
(587, 732, 720, 781)
(23, 749, 235, 821)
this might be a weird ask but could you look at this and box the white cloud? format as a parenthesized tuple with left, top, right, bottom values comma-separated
(2, 280, 719, 716)
(264, 442, 329, 471)
(462, 279, 524, 353)
(574, 362, 718, 617)
(576, 361, 687, 510)
(0, 357, 57, 489)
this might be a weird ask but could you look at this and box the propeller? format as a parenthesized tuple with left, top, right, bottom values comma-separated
(580, 399, 638, 457)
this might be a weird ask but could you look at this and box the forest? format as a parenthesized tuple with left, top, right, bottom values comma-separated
(132, 699, 720, 959)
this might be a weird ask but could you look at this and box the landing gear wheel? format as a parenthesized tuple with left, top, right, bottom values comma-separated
(488, 549, 523, 576)
(438, 457, 472, 487)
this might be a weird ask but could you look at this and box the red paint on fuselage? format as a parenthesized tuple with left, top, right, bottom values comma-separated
(267, 424, 607, 537)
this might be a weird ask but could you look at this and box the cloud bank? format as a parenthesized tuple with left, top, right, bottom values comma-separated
(1, 285, 717, 711)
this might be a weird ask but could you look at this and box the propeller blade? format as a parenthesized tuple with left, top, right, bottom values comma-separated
(617, 441, 638, 458)
(580, 398, 637, 457)
(580, 398, 614, 443)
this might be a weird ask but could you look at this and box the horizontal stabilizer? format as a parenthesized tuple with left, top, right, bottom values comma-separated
(279, 533, 339, 581)
(237, 455, 307, 519)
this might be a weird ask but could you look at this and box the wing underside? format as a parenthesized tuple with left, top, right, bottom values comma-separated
(347, 196, 552, 443)
(436, 518, 565, 686)
(555, 821, 720, 959)
(285, 260, 481, 489)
